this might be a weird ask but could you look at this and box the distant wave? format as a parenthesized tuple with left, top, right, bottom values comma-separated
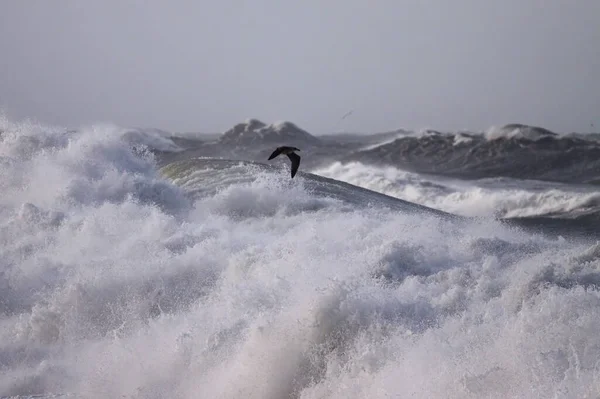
(346, 124, 600, 184)
(218, 118, 322, 146)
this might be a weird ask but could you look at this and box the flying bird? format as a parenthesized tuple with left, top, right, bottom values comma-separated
(268, 146, 301, 178)
(341, 110, 354, 120)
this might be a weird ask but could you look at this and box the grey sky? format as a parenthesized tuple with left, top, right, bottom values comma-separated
(1, 1, 599, 134)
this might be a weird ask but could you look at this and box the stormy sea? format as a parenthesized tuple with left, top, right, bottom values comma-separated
(1, 114, 600, 398)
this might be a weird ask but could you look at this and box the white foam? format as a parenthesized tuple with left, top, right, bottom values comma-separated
(484, 124, 556, 141)
(453, 133, 474, 146)
(1, 116, 600, 398)
(312, 161, 600, 218)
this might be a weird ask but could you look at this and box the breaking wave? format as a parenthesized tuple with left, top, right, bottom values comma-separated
(313, 161, 600, 220)
(346, 124, 600, 184)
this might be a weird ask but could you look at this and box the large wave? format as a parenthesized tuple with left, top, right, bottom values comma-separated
(2, 116, 600, 398)
(345, 124, 600, 184)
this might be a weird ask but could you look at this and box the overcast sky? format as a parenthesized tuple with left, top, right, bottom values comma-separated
(1, 1, 599, 134)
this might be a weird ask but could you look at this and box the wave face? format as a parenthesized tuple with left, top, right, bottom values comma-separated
(3, 116, 600, 398)
(345, 124, 600, 184)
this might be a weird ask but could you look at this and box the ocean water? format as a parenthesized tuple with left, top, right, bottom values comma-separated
(313, 161, 600, 219)
(1, 116, 600, 398)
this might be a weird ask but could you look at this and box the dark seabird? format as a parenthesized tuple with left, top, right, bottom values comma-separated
(268, 146, 301, 178)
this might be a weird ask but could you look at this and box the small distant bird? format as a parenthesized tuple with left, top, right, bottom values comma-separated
(268, 146, 301, 178)
(341, 110, 354, 120)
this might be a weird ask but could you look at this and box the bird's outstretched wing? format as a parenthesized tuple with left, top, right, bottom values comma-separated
(286, 152, 301, 178)
(268, 147, 282, 160)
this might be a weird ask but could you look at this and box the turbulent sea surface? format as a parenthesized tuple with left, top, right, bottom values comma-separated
(1, 115, 600, 398)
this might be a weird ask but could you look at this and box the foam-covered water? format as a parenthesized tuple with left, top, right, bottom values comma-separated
(313, 161, 600, 219)
(2, 116, 600, 398)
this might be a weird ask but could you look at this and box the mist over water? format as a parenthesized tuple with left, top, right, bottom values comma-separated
(2, 115, 600, 398)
